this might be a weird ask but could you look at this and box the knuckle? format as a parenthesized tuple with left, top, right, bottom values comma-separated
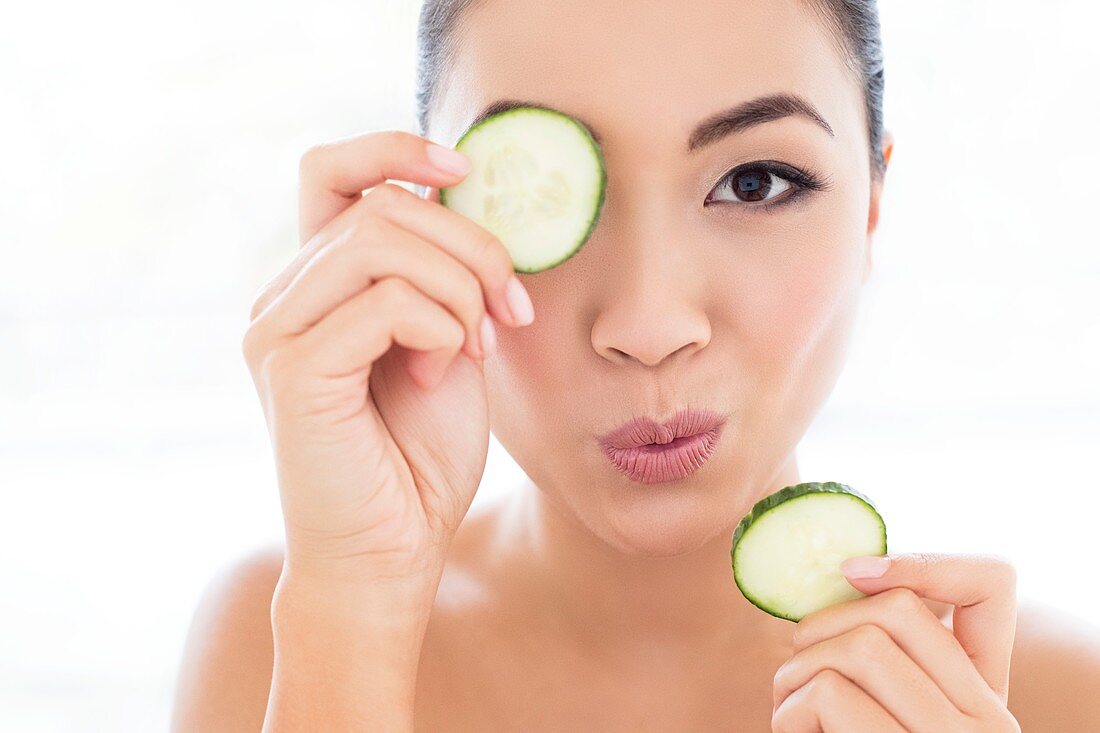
(374, 275, 415, 308)
(365, 181, 410, 213)
(883, 586, 924, 615)
(248, 275, 280, 322)
(457, 271, 488, 324)
(298, 142, 328, 176)
(988, 554, 1017, 589)
(241, 325, 263, 365)
(770, 707, 792, 733)
(248, 294, 265, 323)
(807, 668, 846, 703)
(248, 297, 265, 323)
(771, 660, 789, 688)
(349, 213, 386, 250)
(258, 343, 296, 392)
(770, 685, 798, 731)
(851, 623, 890, 656)
(378, 128, 407, 147)
(475, 229, 514, 282)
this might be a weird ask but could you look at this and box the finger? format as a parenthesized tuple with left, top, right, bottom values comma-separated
(265, 276, 466, 392)
(773, 624, 964, 732)
(298, 129, 471, 247)
(410, 180, 472, 370)
(355, 182, 528, 328)
(772, 669, 906, 733)
(405, 343, 460, 393)
(253, 182, 529, 330)
(791, 587, 1001, 716)
(251, 206, 495, 362)
(245, 131, 472, 327)
(840, 552, 1018, 700)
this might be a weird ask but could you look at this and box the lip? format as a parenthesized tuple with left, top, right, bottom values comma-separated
(598, 408, 727, 484)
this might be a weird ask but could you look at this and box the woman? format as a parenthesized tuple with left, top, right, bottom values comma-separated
(172, 0, 1100, 730)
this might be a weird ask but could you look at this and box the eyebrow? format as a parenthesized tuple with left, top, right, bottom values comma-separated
(686, 93, 835, 152)
(466, 93, 834, 154)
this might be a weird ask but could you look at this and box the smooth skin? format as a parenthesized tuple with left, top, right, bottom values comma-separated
(172, 0, 1100, 730)
(771, 554, 1018, 731)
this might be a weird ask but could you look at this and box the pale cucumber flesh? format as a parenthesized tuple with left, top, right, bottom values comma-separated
(731, 482, 887, 622)
(439, 107, 606, 273)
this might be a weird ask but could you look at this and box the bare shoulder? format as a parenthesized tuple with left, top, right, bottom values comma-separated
(170, 543, 284, 732)
(1008, 597, 1100, 732)
(414, 496, 516, 731)
(167, 499, 511, 733)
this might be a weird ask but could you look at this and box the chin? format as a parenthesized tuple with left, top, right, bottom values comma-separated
(596, 476, 739, 558)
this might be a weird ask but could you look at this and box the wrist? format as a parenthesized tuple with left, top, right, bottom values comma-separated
(272, 561, 441, 629)
(265, 569, 434, 733)
(281, 530, 449, 591)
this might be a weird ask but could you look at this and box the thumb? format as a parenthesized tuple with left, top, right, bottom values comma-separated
(840, 552, 1018, 701)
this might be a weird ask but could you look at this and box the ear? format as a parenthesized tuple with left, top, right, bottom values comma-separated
(863, 128, 894, 284)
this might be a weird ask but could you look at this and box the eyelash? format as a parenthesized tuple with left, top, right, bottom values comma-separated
(705, 160, 833, 213)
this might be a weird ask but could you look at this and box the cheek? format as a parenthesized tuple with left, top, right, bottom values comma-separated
(728, 210, 866, 404)
(481, 289, 577, 442)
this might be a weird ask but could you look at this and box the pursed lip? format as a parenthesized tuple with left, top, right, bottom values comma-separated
(598, 407, 728, 450)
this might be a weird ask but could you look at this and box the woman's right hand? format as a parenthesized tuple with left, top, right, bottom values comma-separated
(241, 130, 534, 592)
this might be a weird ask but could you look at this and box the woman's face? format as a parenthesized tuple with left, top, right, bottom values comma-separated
(430, 0, 890, 557)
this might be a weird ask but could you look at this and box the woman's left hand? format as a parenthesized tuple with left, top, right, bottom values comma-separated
(770, 552, 1021, 732)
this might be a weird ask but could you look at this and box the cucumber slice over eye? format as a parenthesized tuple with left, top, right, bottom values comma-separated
(439, 106, 607, 273)
(730, 482, 888, 622)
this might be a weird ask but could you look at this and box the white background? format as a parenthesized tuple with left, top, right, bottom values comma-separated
(2, 1, 1098, 729)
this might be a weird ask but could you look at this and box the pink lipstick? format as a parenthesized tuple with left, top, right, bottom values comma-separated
(598, 408, 726, 484)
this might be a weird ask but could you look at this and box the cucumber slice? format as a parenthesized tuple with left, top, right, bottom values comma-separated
(439, 106, 607, 273)
(730, 482, 887, 622)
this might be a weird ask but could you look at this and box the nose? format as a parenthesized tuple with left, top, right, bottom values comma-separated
(590, 247, 712, 368)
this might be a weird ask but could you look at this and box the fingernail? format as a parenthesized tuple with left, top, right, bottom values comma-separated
(426, 143, 471, 176)
(841, 555, 890, 579)
(479, 313, 497, 357)
(505, 276, 534, 326)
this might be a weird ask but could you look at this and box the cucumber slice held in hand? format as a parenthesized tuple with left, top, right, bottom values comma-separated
(439, 106, 607, 273)
(730, 482, 888, 622)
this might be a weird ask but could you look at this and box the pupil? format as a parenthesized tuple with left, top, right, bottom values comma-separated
(736, 169, 771, 202)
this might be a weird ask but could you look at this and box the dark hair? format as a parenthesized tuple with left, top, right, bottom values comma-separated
(414, 0, 886, 181)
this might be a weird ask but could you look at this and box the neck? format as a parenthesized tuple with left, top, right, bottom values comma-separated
(497, 455, 802, 655)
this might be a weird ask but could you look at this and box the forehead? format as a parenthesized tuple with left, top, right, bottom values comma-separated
(432, 0, 860, 150)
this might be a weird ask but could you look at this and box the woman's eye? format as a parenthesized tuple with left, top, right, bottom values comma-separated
(704, 161, 832, 211)
(707, 165, 794, 206)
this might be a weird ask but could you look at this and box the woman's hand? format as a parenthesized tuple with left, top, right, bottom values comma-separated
(242, 130, 534, 593)
(771, 552, 1021, 732)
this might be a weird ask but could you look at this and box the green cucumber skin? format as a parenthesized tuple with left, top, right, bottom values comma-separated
(438, 106, 607, 274)
(730, 481, 888, 623)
